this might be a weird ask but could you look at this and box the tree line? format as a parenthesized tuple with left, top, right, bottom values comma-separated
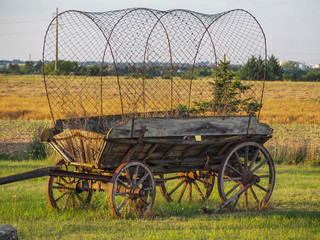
(0, 61, 43, 75)
(1, 56, 319, 82)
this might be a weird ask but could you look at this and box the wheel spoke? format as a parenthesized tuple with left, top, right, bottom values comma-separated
(127, 199, 133, 214)
(59, 177, 69, 184)
(55, 192, 67, 203)
(226, 164, 242, 176)
(133, 165, 139, 184)
(115, 191, 129, 196)
(244, 146, 249, 171)
(188, 182, 192, 201)
(117, 179, 129, 188)
(118, 197, 129, 211)
(178, 182, 188, 202)
(136, 172, 149, 186)
(257, 174, 271, 178)
(254, 183, 268, 192)
(193, 181, 206, 200)
(168, 179, 185, 196)
(249, 186, 260, 206)
(70, 195, 75, 209)
(225, 182, 241, 198)
(196, 179, 204, 184)
(244, 189, 248, 211)
(74, 192, 85, 205)
(125, 169, 132, 185)
(249, 148, 260, 170)
(234, 151, 244, 173)
(54, 182, 67, 187)
(62, 193, 70, 211)
(252, 159, 267, 173)
(139, 197, 149, 205)
(223, 177, 241, 182)
(232, 196, 240, 211)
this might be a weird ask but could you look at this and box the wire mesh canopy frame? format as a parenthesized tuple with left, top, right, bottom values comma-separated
(42, 8, 267, 131)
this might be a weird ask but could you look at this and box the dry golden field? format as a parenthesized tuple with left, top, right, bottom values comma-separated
(0, 75, 319, 124)
(260, 81, 320, 124)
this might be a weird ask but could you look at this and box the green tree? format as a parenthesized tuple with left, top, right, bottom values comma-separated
(86, 65, 100, 76)
(267, 55, 283, 80)
(8, 63, 21, 74)
(179, 55, 262, 116)
(35, 60, 42, 74)
(300, 70, 320, 82)
(238, 56, 265, 80)
(20, 61, 34, 74)
(44, 60, 79, 75)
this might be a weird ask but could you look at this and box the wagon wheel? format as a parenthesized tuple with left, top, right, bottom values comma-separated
(109, 161, 156, 217)
(218, 142, 275, 212)
(47, 159, 93, 210)
(158, 171, 215, 202)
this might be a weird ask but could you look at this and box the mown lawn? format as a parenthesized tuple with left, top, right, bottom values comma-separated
(0, 160, 319, 239)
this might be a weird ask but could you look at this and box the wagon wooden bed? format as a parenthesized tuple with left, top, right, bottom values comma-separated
(0, 8, 275, 217)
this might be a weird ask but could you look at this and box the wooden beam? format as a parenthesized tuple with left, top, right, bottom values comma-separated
(142, 144, 158, 163)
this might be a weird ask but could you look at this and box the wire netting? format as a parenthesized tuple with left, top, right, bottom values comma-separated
(43, 8, 267, 132)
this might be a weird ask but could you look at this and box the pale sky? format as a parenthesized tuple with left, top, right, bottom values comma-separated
(0, 0, 319, 65)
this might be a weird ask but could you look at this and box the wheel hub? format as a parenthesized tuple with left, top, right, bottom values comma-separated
(241, 171, 260, 185)
(128, 185, 148, 198)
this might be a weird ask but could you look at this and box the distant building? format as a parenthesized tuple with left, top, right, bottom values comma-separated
(298, 62, 305, 70)
(312, 64, 320, 69)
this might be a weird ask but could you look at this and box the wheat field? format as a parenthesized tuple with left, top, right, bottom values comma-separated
(1, 75, 319, 124)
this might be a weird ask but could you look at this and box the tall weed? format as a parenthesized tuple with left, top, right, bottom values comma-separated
(27, 128, 49, 160)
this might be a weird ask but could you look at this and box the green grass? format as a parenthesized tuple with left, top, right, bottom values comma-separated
(0, 160, 320, 239)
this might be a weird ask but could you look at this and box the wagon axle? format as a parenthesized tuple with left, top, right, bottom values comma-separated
(116, 184, 149, 198)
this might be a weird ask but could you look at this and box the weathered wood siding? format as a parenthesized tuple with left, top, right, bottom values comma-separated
(108, 116, 272, 139)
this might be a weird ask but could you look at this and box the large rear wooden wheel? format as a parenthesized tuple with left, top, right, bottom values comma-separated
(159, 171, 215, 202)
(47, 159, 92, 210)
(218, 142, 275, 211)
(109, 161, 156, 217)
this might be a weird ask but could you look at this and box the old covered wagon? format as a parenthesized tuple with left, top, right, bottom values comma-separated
(0, 8, 275, 217)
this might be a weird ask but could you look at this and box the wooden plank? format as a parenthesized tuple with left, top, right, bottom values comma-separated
(108, 116, 272, 139)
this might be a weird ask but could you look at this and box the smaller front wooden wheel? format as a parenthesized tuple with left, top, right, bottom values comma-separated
(47, 159, 92, 210)
(109, 161, 156, 217)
